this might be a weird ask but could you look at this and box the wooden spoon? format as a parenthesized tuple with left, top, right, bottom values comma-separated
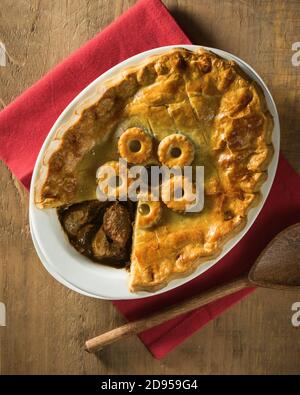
(85, 223, 300, 353)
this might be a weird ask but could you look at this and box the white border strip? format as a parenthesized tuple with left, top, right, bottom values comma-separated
(0, 42, 6, 67)
(0, 302, 6, 326)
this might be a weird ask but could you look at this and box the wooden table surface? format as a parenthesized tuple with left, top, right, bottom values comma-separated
(1, 0, 300, 375)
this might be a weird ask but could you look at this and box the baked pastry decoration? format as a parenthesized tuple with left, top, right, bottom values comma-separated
(118, 127, 153, 164)
(158, 134, 195, 167)
(96, 160, 131, 200)
(34, 48, 273, 292)
(136, 199, 162, 229)
(161, 175, 197, 213)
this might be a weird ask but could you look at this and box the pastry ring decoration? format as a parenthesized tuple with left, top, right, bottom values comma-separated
(96, 160, 132, 200)
(118, 127, 153, 164)
(136, 197, 162, 229)
(158, 133, 195, 168)
(161, 175, 197, 213)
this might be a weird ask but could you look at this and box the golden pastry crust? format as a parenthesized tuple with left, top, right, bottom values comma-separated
(118, 127, 153, 164)
(158, 133, 195, 167)
(34, 47, 274, 293)
(129, 192, 255, 292)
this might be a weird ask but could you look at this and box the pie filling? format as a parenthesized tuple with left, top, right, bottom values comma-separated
(34, 48, 274, 292)
(57, 200, 135, 267)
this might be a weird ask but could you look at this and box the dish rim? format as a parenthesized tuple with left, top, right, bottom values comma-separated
(29, 44, 280, 300)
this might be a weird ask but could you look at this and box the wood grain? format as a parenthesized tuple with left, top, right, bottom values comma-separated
(1, 0, 300, 374)
(85, 277, 250, 353)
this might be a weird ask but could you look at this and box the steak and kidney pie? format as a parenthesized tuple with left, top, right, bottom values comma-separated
(34, 48, 273, 292)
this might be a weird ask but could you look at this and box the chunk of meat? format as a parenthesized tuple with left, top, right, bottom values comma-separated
(103, 203, 132, 247)
(58, 200, 133, 265)
(92, 226, 127, 261)
(75, 224, 95, 254)
(61, 200, 104, 237)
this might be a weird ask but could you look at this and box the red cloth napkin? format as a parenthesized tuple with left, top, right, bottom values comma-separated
(0, 0, 189, 188)
(0, 0, 299, 359)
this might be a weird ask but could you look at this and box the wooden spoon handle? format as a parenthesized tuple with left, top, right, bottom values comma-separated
(85, 275, 251, 353)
